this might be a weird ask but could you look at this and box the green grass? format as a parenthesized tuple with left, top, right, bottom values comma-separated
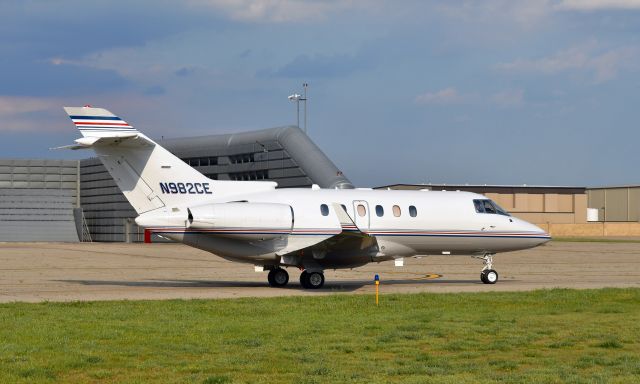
(1, 289, 639, 383)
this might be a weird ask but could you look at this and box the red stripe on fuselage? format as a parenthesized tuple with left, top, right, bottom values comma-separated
(74, 121, 130, 126)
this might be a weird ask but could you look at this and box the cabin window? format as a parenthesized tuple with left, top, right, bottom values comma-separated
(357, 204, 367, 217)
(473, 199, 485, 213)
(375, 205, 384, 217)
(492, 201, 510, 216)
(473, 199, 511, 216)
(320, 204, 329, 216)
(482, 200, 496, 214)
(392, 205, 401, 217)
(409, 205, 417, 217)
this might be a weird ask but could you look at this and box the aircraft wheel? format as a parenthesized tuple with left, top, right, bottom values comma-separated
(268, 268, 289, 287)
(299, 271, 310, 288)
(481, 269, 498, 284)
(306, 271, 325, 289)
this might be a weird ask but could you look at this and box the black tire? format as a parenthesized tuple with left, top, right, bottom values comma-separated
(480, 272, 488, 284)
(482, 269, 498, 284)
(268, 268, 289, 287)
(273, 268, 289, 287)
(306, 271, 325, 289)
(299, 271, 310, 288)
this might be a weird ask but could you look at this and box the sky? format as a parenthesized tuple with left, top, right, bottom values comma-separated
(2, 0, 640, 187)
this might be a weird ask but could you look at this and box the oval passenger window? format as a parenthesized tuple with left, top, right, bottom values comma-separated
(375, 205, 384, 217)
(409, 205, 417, 217)
(393, 205, 401, 217)
(357, 204, 366, 217)
(320, 204, 329, 216)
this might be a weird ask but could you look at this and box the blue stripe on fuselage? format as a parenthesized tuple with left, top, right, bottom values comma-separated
(70, 115, 122, 120)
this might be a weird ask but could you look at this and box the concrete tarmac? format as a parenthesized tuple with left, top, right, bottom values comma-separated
(0, 241, 639, 302)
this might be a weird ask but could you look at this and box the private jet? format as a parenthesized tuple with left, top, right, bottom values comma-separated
(61, 106, 551, 289)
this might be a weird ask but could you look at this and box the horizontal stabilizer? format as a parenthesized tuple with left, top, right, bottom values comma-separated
(51, 133, 152, 150)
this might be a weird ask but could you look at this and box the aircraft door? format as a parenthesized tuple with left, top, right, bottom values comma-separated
(352, 200, 370, 231)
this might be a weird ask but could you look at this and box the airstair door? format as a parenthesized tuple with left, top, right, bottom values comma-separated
(352, 200, 370, 231)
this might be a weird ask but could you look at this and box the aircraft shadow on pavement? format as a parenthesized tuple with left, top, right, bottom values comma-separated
(55, 277, 483, 292)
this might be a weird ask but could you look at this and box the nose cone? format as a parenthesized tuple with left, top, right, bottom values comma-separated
(514, 218, 552, 247)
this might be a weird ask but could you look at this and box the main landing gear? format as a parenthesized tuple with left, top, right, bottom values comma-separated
(266, 268, 325, 289)
(475, 254, 499, 284)
(267, 268, 289, 287)
(300, 270, 325, 289)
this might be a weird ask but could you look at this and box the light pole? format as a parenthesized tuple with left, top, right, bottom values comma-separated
(303, 82, 308, 133)
(288, 93, 301, 128)
(288, 83, 308, 133)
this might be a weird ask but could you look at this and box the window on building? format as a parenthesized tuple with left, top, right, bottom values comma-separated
(357, 204, 366, 217)
(183, 156, 218, 167)
(229, 153, 255, 164)
(392, 205, 401, 217)
(228, 170, 268, 181)
(409, 205, 417, 217)
(320, 204, 329, 216)
(375, 205, 384, 217)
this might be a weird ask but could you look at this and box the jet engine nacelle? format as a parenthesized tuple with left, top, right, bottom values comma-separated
(187, 202, 293, 240)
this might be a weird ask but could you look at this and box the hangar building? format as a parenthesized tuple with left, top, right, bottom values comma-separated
(587, 185, 640, 222)
(3, 127, 640, 241)
(379, 184, 640, 237)
(0, 126, 352, 242)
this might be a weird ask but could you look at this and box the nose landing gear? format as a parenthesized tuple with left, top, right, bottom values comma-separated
(474, 254, 498, 284)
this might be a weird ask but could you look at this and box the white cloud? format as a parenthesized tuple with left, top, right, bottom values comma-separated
(491, 89, 524, 107)
(415, 88, 465, 105)
(436, 1, 553, 29)
(556, 0, 640, 11)
(191, 0, 370, 22)
(0, 96, 62, 132)
(0, 96, 57, 117)
(497, 42, 640, 82)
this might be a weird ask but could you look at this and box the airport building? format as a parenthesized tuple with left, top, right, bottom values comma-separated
(380, 184, 640, 237)
(0, 126, 352, 242)
(587, 185, 640, 222)
(2, 127, 640, 242)
(0, 159, 87, 242)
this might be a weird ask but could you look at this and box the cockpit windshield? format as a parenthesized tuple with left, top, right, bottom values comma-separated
(473, 199, 511, 216)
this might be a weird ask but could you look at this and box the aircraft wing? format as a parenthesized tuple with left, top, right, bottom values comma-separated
(331, 203, 368, 236)
(276, 203, 370, 258)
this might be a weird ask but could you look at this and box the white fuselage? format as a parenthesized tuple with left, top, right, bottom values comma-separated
(139, 188, 550, 269)
(62, 105, 550, 282)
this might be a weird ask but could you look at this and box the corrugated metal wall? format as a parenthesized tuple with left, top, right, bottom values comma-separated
(0, 159, 80, 242)
(588, 187, 640, 222)
(79, 158, 142, 242)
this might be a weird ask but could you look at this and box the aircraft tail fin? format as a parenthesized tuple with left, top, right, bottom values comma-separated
(63, 106, 276, 215)
(64, 106, 139, 137)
